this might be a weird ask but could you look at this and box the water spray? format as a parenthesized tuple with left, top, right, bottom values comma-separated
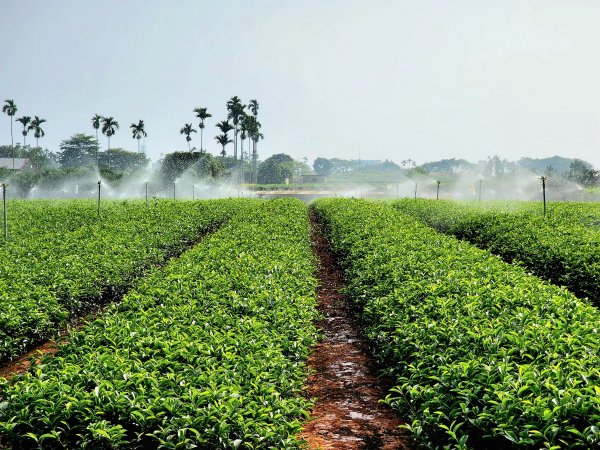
(97, 180, 101, 218)
(478, 179, 482, 202)
(540, 176, 547, 216)
(436, 180, 441, 200)
(414, 183, 417, 199)
(145, 182, 148, 206)
(192, 184, 195, 201)
(2, 183, 7, 239)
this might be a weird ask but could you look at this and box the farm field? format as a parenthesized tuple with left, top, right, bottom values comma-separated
(0, 199, 245, 363)
(393, 199, 600, 303)
(1, 197, 599, 449)
(0, 198, 319, 448)
(313, 198, 600, 448)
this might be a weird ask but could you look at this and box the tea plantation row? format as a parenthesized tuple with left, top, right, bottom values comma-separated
(0, 200, 244, 363)
(0, 198, 318, 449)
(393, 199, 599, 302)
(314, 198, 600, 449)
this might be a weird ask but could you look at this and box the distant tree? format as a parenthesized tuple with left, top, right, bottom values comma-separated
(101, 117, 119, 151)
(130, 119, 147, 153)
(28, 116, 46, 147)
(483, 155, 515, 177)
(567, 159, 599, 187)
(180, 123, 196, 151)
(215, 134, 232, 157)
(248, 100, 260, 182)
(313, 157, 332, 176)
(59, 133, 99, 167)
(2, 99, 17, 169)
(257, 153, 294, 184)
(159, 151, 225, 185)
(16, 116, 31, 147)
(419, 158, 475, 174)
(239, 112, 250, 162)
(216, 120, 233, 136)
(193, 107, 212, 153)
(226, 96, 245, 162)
(98, 148, 149, 172)
(0, 144, 58, 169)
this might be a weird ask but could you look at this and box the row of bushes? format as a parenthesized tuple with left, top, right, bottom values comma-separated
(314, 198, 600, 448)
(0, 199, 319, 448)
(393, 199, 599, 302)
(0, 199, 242, 363)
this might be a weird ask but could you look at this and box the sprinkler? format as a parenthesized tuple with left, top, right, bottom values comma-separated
(173, 182, 176, 200)
(436, 180, 441, 200)
(2, 183, 7, 239)
(97, 180, 101, 218)
(540, 176, 547, 216)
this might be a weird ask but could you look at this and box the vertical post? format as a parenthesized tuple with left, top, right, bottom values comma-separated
(436, 180, 441, 200)
(414, 183, 417, 199)
(540, 176, 547, 217)
(145, 182, 148, 206)
(97, 180, 101, 218)
(192, 185, 195, 201)
(173, 182, 176, 200)
(2, 183, 7, 239)
(478, 179, 482, 202)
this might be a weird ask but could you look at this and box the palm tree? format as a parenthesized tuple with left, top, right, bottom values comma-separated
(226, 96, 245, 162)
(101, 117, 119, 168)
(130, 119, 147, 153)
(215, 134, 232, 157)
(193, 107, 212, 153)
(240, 112, 250, 162)
(91, 114, 103, 144)
(248, 99, 259, 117)
(245, 114, 262, 183)
(91, 114, 103, 166)
(2, 100, 17, 165)
(16, 116, 32, 147)
(180, 123, 196, 151)
(248, 100, 260, 182)
(29, 116, 47, 147)
(216, 120, 233, 136)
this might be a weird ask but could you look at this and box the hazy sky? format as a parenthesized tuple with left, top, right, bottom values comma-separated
(1, 0, 598, 168)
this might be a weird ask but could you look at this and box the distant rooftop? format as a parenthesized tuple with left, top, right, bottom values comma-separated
(0, 158, 33, 170)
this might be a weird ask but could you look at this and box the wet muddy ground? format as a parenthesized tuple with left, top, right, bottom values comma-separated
(300, 211, 411, 449)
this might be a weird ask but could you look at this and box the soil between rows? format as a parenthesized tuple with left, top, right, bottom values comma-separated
(301, 211, 411, 449)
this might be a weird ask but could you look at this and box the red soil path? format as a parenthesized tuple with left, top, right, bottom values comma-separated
(300, 212, 411, 449)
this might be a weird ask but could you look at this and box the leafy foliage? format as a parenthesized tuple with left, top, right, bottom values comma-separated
(393, 199, 600, 302)
(0, 199, 239, 363)
(0, 199, 318, 449)
(313, 198, 600, 449)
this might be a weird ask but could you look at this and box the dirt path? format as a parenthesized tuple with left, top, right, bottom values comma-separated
(301, 212, 411, 450)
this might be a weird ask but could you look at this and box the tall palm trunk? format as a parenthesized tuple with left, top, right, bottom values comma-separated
(95, 129, 99, 168)
(137, 138, 140, 153)
(252, 139, 258, 183)
(10, 117, 14, 170)
(200, 128, 203, 153)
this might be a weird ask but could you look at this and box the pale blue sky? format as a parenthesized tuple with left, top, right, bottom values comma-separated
(1, 0, 598, 168)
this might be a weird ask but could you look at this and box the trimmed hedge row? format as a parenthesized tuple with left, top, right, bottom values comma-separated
(0, 198, 319, 449)
(393, 199, 599, 302)
(313, 198, 600, 449)
(0, 200, 240, 363)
